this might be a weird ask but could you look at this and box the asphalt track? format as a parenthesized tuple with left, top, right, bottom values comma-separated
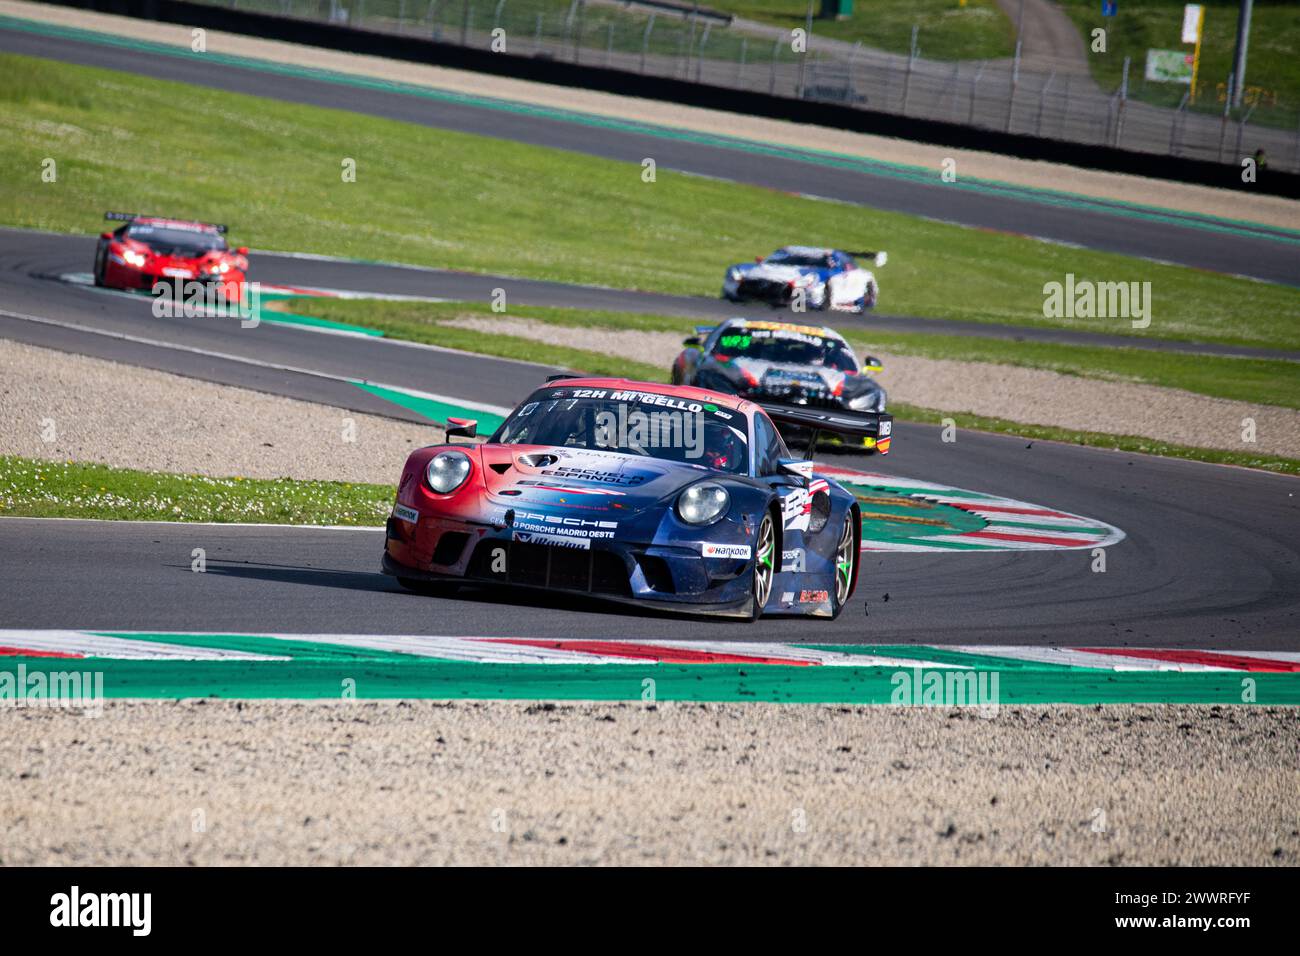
(2, 236, 1298, 647)
(6, 230, 1296, 360)
(3, 20, 1300, 288)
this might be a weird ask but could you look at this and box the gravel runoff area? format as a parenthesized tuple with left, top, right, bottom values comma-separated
(5, 0, 1296, 232)
(1, 700, 1296, 865)
(0, 339, 442, 483)
(444, 317, 1300, 459)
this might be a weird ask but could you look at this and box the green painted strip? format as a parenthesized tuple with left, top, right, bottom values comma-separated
(839, 482, 995, 500)
(92, 631, 417, 662)
(6, 13, 1298, 251)
(2, 656, 1295, 704)
(259, 310, 385, 336)
(350, 382, 508, 432)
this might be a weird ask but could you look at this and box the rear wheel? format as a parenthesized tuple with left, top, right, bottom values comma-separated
(748, 513, 775, 620)
(830, 512, 856, 620)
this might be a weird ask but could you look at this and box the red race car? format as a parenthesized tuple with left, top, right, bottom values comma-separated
(93, 212, 248, 299)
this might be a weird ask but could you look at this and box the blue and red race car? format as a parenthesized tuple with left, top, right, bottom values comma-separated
(93, 212, 248, 299)
(382, 377, 893, 620)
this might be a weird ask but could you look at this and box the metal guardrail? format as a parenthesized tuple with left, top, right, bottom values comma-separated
(208, 0, 1299, 173)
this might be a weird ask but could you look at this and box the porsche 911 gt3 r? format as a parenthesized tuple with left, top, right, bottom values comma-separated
(722, 246, 886, 313)
(93, 212, 248, 300)
(382, 378, 893, 620)
(672, 319, 889, 453)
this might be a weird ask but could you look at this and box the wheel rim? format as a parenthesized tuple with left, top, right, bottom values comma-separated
(754, 515, 775, 611)
(834, 513, 855, 604)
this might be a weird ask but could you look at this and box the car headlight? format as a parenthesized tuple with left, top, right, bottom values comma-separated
(728, 268, 743, 281)
(426, 450, 471, 494)
(849, 391, 885, 412)
(123, 250, 147, 267)
(678, 482, 730, 525)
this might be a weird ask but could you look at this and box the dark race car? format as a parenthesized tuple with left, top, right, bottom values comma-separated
(93, 212, 248, 299)
(381, 377, 893, 620)
(671, 318, 889, 453)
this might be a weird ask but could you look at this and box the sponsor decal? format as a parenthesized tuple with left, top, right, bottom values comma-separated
(513, 513, 618, 540)
(702, 543, 752, 559)
(782, 548, 806, 572)
(541, 466, 646, 487)
(393, 503, 420, 524)
(781, 488, 813, 532)
(799, 589, 829, 603)
(879, 420, 892, 437)
(512, 531, 591, 550)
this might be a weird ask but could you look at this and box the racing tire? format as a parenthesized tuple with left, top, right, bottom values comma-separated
(747, 512, 776, 621)
(829, 511, 856, 620)
(93, 248, 106, 287)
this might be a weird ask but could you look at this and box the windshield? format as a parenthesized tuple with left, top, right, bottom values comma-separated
(714, 329, 858, 373)
(493, 387, 750, 474)
(126, 224, 227, 256)
(768, 250, 836, 268)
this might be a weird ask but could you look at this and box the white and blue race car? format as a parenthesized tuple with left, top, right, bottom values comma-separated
(722, 246, 887, 313)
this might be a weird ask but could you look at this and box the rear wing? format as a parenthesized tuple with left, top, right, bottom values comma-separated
(760, 403, 893, 458)
(845, 250, 887, 268)
(105, 212, 227, 234)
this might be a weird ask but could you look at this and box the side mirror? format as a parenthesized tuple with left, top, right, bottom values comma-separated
(446, 417, 478, 441)
(100, 232, 112, 240)
(873, 251, 888, 268)
(778, 457, 814, 483)
(863, 356, 883, 372)
(755, 256, 764, 264)
(682, 336, 701, 348)
(236, 246, 249, 255)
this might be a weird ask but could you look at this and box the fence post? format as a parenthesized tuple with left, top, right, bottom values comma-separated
(460, 0, 471, 44)
(967, 64, 983, 125)
(901, 23, 918, 115)
(1114, 56, 1129, 147)
(640, 14, 654, 74)
(1004, 39, 1021, 132)
(1034, 71, 1054, 136)
(534, 11, 542, 53)
(492, 0, 504, 34)
(398, 0, 406, 31)
(769, 38, 780, 96)
(736, 37, 747, 87)
(695, 24, 710, 82)
(605, 22, 614, 67)
(1218, 71, 1234, 161)
(1168, 91, 1188, 156)
(797, 0, 814, 100)
(1234, 103, 1255, 162)
(573, 0, 585, 63)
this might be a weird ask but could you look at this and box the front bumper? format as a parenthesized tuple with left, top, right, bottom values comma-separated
(382, 514, 757, 618)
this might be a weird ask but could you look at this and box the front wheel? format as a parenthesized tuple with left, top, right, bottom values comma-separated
(747, 512, 776, 621)
(830, 511, 856, 620)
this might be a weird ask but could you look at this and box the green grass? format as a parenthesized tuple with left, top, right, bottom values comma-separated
(4, 53, 1299, 351)
(0, 456, 392, 524)
(278, 297, 1300, 474)
(283, 296, 1300, 410)
(1060, 0, 1300, 128)
(706, 0, 1016, 59)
